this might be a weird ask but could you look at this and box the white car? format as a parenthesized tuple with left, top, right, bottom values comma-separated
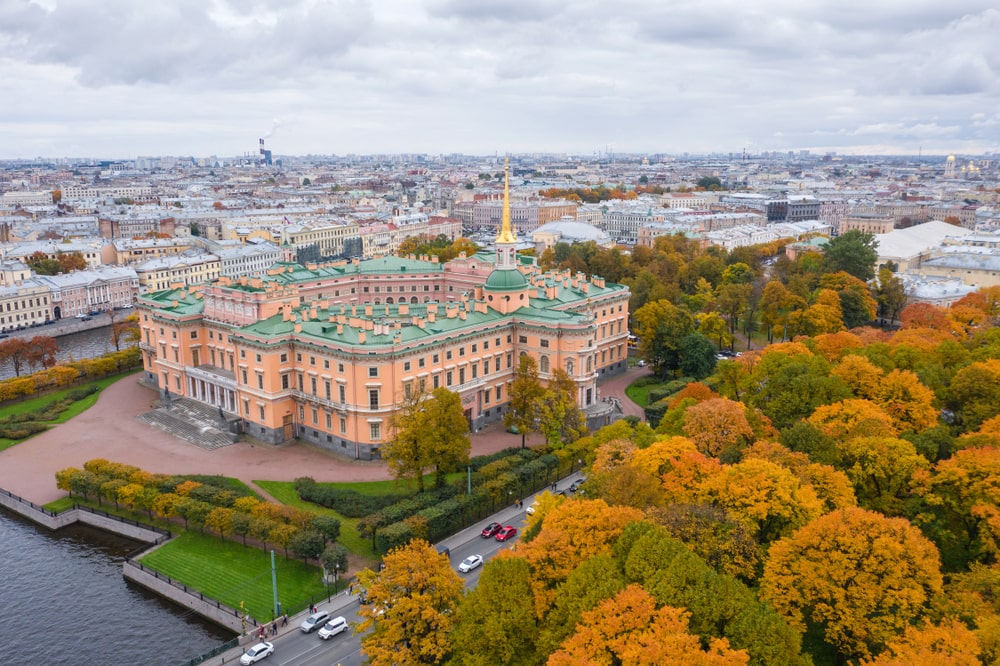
(526, 502, 538, 515)
(318, 616, 349, 639)
(240, 641, 274, 665)
(300, 610, 330, 633)
(458, 554, 484, 573)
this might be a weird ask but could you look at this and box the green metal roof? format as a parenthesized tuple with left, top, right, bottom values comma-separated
(484, 269, 529, 291)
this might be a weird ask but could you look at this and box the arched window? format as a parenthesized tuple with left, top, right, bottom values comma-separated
(539, 355, 549, 373)
(410, 297, 418, 304)
(386, 297, 394, 304)
(565, 359, 574, 375)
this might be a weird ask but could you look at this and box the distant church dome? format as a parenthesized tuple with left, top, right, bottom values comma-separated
(532, 219, 612, 245)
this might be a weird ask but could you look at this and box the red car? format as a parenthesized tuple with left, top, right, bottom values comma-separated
(480, 522, 503, 538)
(495, 525, 518, 542)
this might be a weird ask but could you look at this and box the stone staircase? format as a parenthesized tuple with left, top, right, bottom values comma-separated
(137, 398, 239, 450)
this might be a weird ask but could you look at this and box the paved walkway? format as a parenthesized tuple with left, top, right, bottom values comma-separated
(0, 368, 647, 506)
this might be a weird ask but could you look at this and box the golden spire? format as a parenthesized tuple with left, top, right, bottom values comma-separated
(496, 157, 517, 244)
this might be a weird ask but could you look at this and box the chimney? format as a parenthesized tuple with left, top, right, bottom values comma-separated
(358, 331, 366, 344)
(293, 322, 302, 333)
(336, 324, 343, 334)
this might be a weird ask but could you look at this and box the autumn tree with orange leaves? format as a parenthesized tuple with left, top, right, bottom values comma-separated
(763, 507, 943, 662)
(548, 585, 749, 666)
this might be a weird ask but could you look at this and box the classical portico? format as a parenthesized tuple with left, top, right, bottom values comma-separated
(186, 365, 239, 413)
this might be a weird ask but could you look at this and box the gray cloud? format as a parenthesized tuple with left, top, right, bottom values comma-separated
(0, 0, 998, 157)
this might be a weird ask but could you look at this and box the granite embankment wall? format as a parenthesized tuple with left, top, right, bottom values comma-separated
(0, 486, 244, 634)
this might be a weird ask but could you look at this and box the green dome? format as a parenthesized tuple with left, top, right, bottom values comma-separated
(484, 268, 529, 291)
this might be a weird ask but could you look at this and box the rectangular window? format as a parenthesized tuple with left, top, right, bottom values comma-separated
(483, 358, 490, 374)
(433, 374, 440, 389)
(256, 373, 264, 389)
(403, 361, 411, 372)
(339, 384, 346, 403)
(190, 331, 198, 339)
(326, 413, 332, 429)
(433, 354, 439, 364)
(418, 357, 425, 368)
(259, 405, 265, 420)
(540, 339, 549, 348)
(446, 371, 453, 386)
(496, 386, 502, 401)
(484, 340, 489, 350)
(240, 349, 246, 359)
(471, 365, 478, 379)
(296, 353, 302, 362)
(255, 353, 262, 363)
(459, 368, 466, 383)
(241, 369, 248, 384)
(297, 374, 304, 391)
(368, 367, 378, 378)
(311, 409, 318, 425)
(518, 335, 528, 344)
(280, 353, 288, 362)
(370, 422, 381, 441)
(281, 374, 289, 390)
(310, 376, 317, 394)
(340, 417, 347, 434)
(324, 381, 331, 400)
(310, 356, 316, 366)
(338, 363, 345, 373)
(323, 359, 330, 369)
(472, 343, 478, 353)
(459, 347, 465, 357)
(369, 389, 379, 410)
(446, 350, 453, 361)
(243, 399, 249, 415)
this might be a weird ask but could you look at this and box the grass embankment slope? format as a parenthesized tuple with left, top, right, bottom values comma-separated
(139, 531, 327, 621)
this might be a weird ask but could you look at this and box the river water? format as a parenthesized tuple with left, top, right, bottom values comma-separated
(0, 508, 232, 665)
(0, 325, 119, 381)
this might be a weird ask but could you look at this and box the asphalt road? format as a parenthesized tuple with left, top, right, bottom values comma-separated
(247, 474, 586, 666)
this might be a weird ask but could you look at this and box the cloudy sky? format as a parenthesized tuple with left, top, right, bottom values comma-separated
(2, 0, 998, 159)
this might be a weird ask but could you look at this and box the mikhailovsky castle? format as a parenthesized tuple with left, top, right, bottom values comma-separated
(136, 163, 630, 459)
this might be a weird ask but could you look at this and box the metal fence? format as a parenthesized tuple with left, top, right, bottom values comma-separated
(177, 637, 240, 666)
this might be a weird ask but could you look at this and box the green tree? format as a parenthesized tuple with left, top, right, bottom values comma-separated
(357, 539, 464, 666)
(539, 367, 587, 447)
(874, 265, 907, 324)
(679, 333, 717, 380)
(450, 557, 539, 666)
(290, 529, 326, 562)
(309, 515, 341, 544)
(823, 230, 879, 282)
(633, 300, 696, 376)
(321, 543, 349, 580)
(505, 355, 545, 448)
(384, 387, 471, 491)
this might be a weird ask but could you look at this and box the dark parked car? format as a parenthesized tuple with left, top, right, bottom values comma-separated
(481, 522, 503, 538)
(569, 478, 587, 493)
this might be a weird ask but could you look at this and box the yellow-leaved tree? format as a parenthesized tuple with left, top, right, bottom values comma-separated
(762, 507, 943, 662)
(547, 584, 748, 666)
(357, 539, 464, 666)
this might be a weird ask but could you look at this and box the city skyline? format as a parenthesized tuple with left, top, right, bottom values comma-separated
(1, 1, 998, 159)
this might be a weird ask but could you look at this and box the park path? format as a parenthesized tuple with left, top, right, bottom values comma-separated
(0, 368, 647, 506)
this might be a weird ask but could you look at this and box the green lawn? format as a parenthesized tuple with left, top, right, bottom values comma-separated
(140, 531, 329, 621)
(625, 381, 656, 408)
(0, 372, 136, 451)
